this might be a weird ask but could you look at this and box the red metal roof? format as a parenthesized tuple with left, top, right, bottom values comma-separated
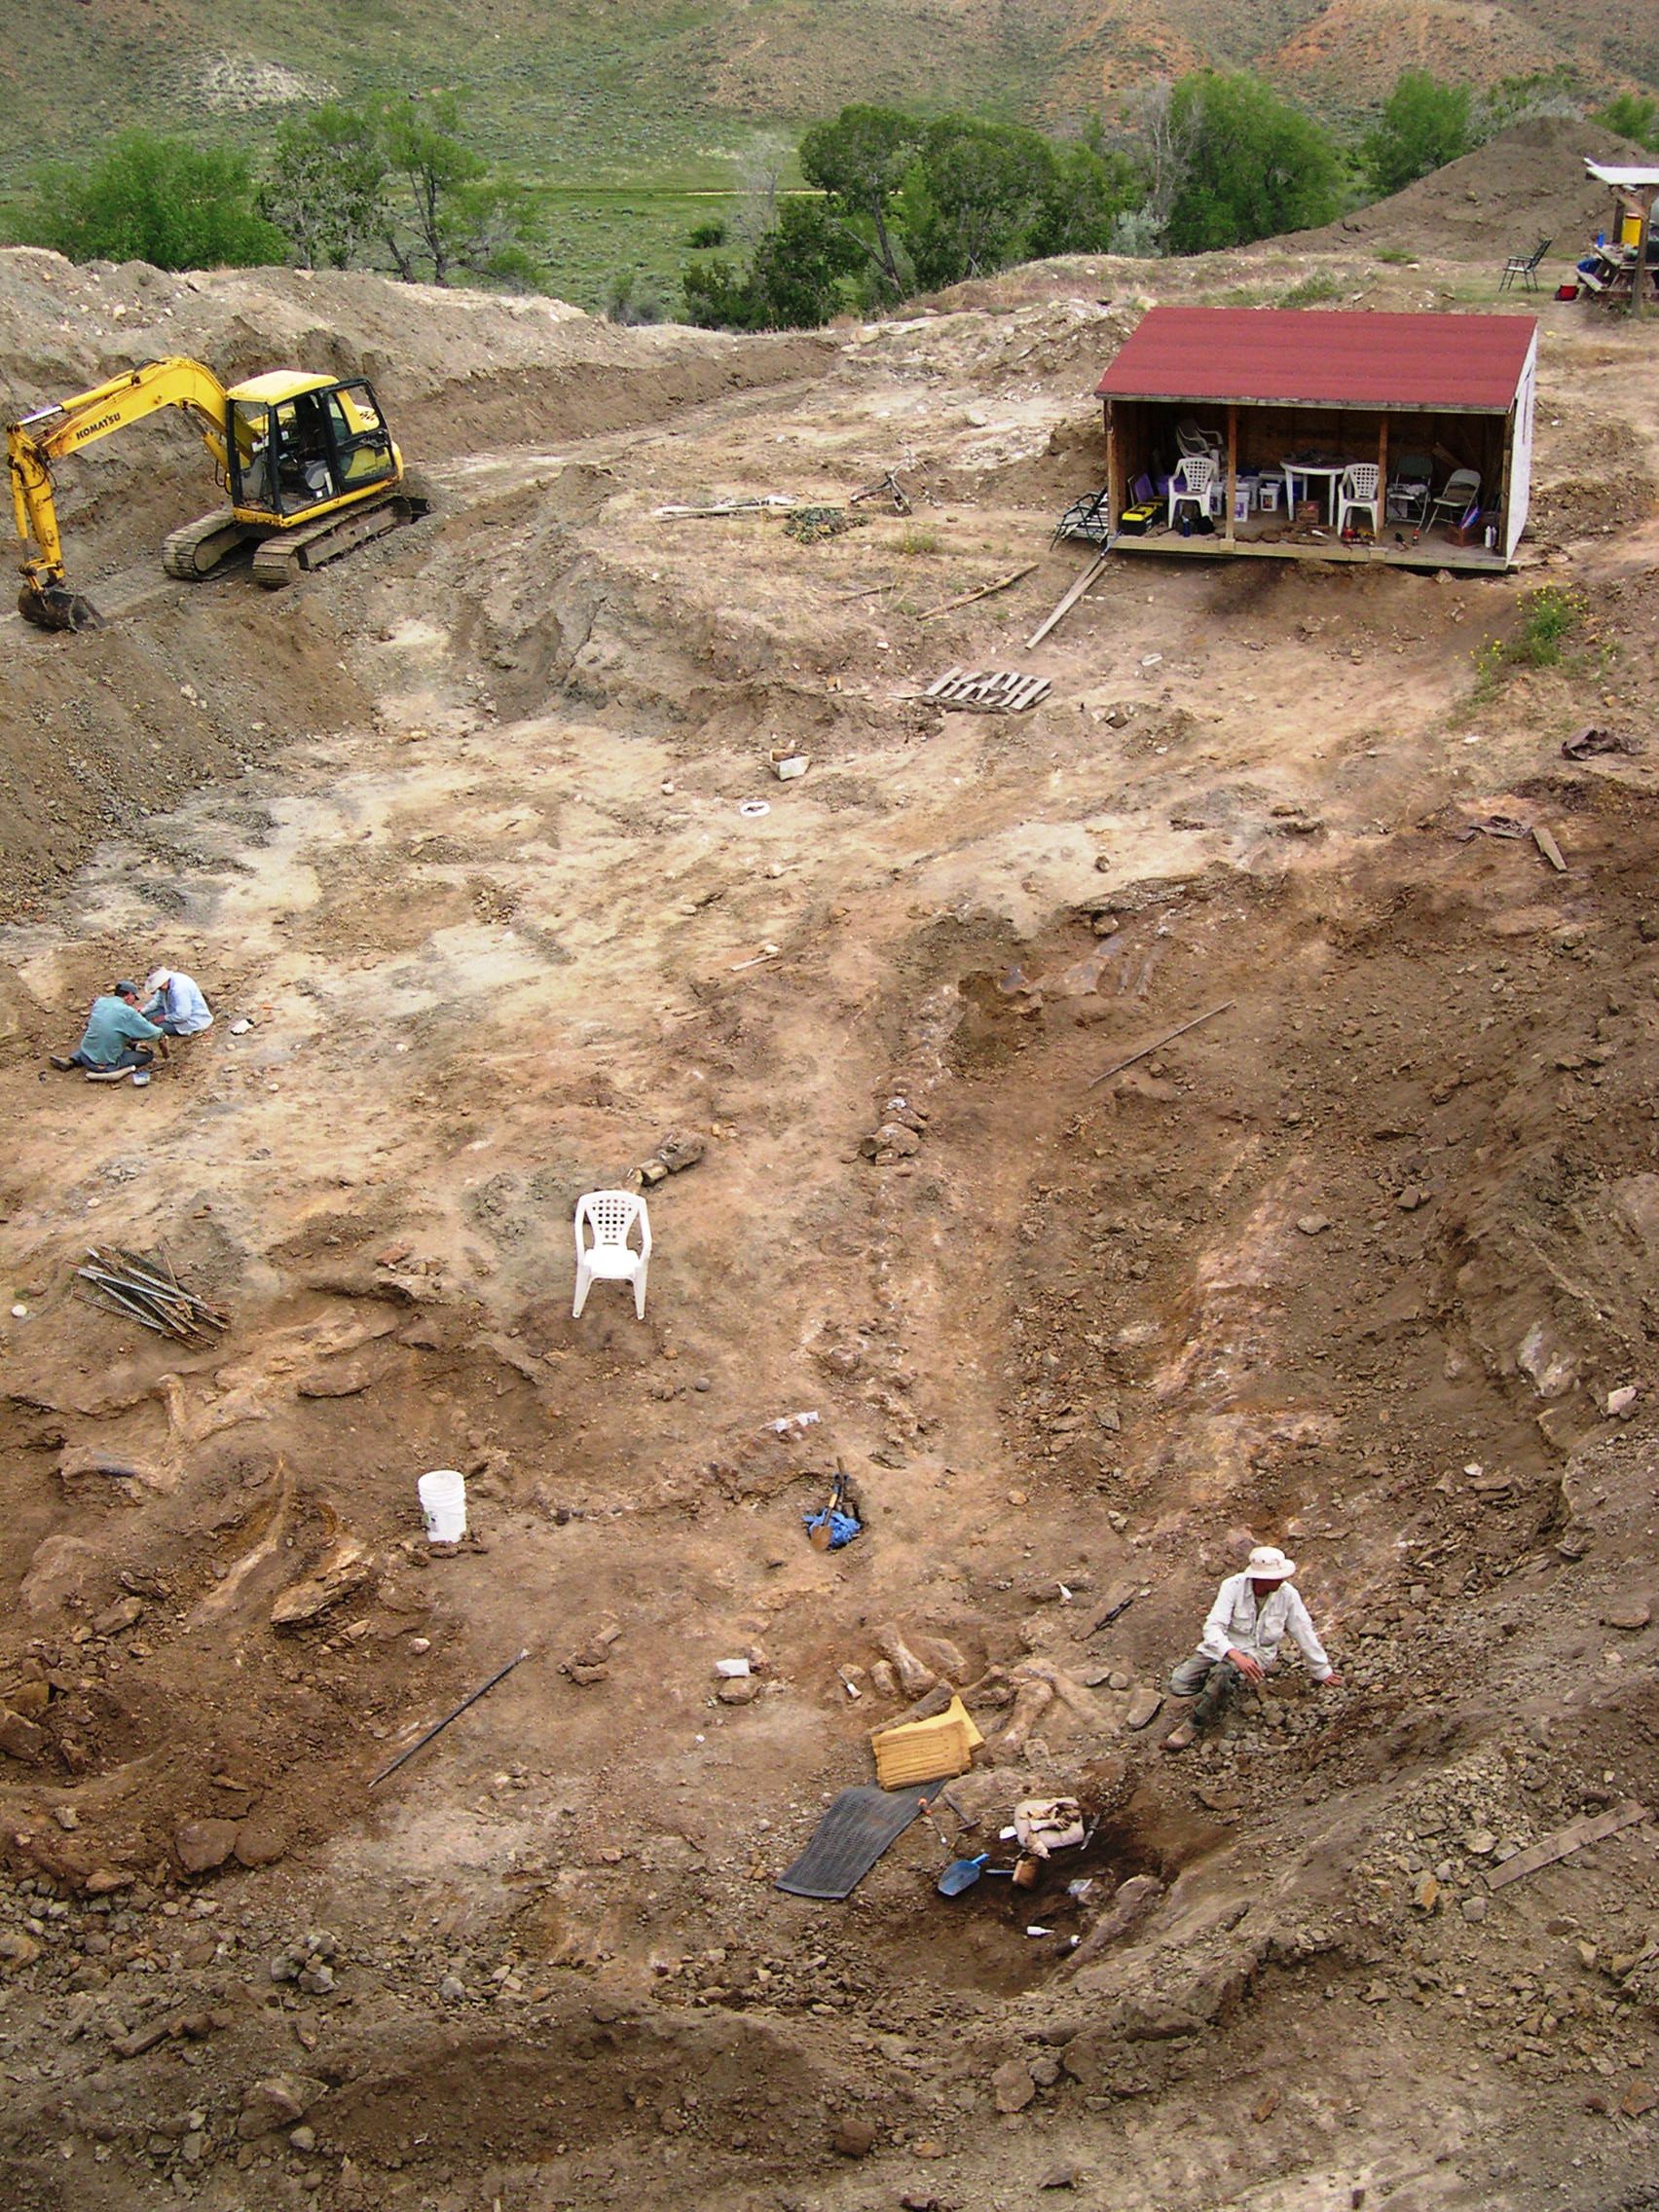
(1095, 306, 1535, 413)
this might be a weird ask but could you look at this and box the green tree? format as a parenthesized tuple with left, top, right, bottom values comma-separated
(1026, 138, 1138, 261)
(261, 102, 387, 271)
(372, 92, 542, 288)
(903, 120, 1060, 289)
(798, 104, 924, 300)
(21, 130, 283, 271)
(1164, 74, 1341, 254)
(1594, 92, 1659, 151)
(682, 199, 860, 330)
(1364, 72, 1473, 197)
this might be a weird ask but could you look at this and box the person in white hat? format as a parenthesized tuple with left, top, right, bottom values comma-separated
(1162, 1544, 1342, 1752)
(141, 967, 213, 1043)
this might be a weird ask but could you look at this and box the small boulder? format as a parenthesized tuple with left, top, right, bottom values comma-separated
(175, 1819, 240, 1875)
(0, 1710, 48, 1763)
(234, 1814, 290, 1868)
(830, 2114, 876, 2157)
(991, 2058, 1036, 2114)
(237, 2076, 317, 2139)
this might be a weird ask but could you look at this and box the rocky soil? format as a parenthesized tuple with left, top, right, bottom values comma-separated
(1, 240, 1658, 2212)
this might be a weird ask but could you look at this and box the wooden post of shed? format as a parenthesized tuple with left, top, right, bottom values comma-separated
(1376, 415, 1388, 543)
(1225, 405, 1237, 543)
(1105, 399, 1124, 527)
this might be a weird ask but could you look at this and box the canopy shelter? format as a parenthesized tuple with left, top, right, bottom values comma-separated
(1092, 306, 1538, 573)
(1582, 161, 1659, 316)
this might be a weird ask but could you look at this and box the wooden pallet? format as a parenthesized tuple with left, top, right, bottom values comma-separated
(925, 666, 1051, 714)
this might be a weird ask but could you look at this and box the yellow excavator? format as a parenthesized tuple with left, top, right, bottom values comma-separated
(7, 356, 429, 631)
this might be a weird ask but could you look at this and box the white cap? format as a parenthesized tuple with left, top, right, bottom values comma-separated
(1246, 1544, 1297, 1580)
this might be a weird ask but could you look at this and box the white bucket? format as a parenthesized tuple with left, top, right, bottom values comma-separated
(419, 1467, 467, 1544)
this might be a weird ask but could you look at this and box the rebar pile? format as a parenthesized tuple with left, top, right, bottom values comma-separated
(75, 1247, 229, 1341)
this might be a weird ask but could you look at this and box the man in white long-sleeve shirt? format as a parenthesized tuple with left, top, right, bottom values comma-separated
(1162, 1545, 1343, 1751)
(142, 968, 213, 1042)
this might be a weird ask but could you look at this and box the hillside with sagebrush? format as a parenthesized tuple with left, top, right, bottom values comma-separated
(4, 0, 1652, 194)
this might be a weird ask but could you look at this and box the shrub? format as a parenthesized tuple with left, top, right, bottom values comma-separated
(21, 130, 284, 271)
(685, 217, 726, 249)
(1511, 582, 1587, 667)
(1278, 271, 1344, 306)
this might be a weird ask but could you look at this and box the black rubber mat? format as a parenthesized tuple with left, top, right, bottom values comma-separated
(774, 1783, 934, 1900)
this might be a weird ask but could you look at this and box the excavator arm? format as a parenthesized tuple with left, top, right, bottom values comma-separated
(7, 357, 231, 631)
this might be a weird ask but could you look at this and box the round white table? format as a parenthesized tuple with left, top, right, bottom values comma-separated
(1281, 460, 1352, 525)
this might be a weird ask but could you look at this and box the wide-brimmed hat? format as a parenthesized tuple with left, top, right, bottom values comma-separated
(145, 969, 170, 993)
(1246, 1544, 1297, 1580)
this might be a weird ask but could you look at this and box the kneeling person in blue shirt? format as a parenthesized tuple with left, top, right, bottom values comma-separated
(51, 982, 165, 1084)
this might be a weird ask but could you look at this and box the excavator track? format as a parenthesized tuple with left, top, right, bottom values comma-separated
(250, 484, 428, 592)
(162, 511, 259, 582)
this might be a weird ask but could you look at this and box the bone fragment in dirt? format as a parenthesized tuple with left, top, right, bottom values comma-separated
(1016, 1658, 1115, 1721)
(1069, 1872, 1165, 1973)
(996, 1677, 1055, 1759)
(269, 1536, 375, 1631)
(875, 1624, 939, 1700)
(184, 1463, 294, 1629)
(866, 1678, 955, 1738)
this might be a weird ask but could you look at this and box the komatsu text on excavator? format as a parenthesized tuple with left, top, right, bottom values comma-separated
(7, 356, 429, 631)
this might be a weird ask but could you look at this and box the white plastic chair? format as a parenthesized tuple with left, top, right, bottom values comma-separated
(1176, 418, 1223, 462)
(1336, 462, 1382, 538)
(572, 1190, 651, 1319)
(1167, 454, 1218, 530)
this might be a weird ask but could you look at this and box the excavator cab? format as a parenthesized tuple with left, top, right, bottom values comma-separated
(227, 375, 396, 520)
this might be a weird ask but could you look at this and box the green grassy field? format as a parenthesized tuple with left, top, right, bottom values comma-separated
(0, 1, 1646, 313)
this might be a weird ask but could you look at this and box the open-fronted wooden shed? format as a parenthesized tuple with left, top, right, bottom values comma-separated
(1094, 306, 1538, 572)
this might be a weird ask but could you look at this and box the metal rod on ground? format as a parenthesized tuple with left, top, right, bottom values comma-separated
(108, 1251, 227, 1326)
(93, 1258, 207, 1329)
(107, 1246, 203, 1300)
(1087, 1001, 1236, 1091)
(369, 1648, 532, 1788)
(75, 1288, 167, 1334)
(77, 1268, 194, 1337)
(1025, 548, 1110, 650)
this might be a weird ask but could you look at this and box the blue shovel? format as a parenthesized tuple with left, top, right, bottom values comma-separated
(937, 1853, 1014, 1898)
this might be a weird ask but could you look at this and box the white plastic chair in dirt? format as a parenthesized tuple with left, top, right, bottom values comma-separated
(572, 1190, 651, 1319)
(1167, 453, 1218, 530)
(1427, 467, 1482, 537)
(1336, 462, 1382, 538)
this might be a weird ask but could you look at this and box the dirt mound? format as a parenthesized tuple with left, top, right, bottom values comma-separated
(1290, 113, 1646, 261)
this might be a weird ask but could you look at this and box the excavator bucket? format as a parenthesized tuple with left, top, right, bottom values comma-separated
(18, 578, 102, 633)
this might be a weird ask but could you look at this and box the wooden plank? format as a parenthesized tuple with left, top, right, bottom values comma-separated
(1485, 1800, 1647, 1891)
(1007, 676, 1050, 713)
(1533, 824, 1567, 872)
(918, 564, 1037, 621)
(1026, 551, 1109, 650)
(1225, 403, 1237, 545)
(1105, 399, 1124, 530)
(925, 666, 964, 698)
